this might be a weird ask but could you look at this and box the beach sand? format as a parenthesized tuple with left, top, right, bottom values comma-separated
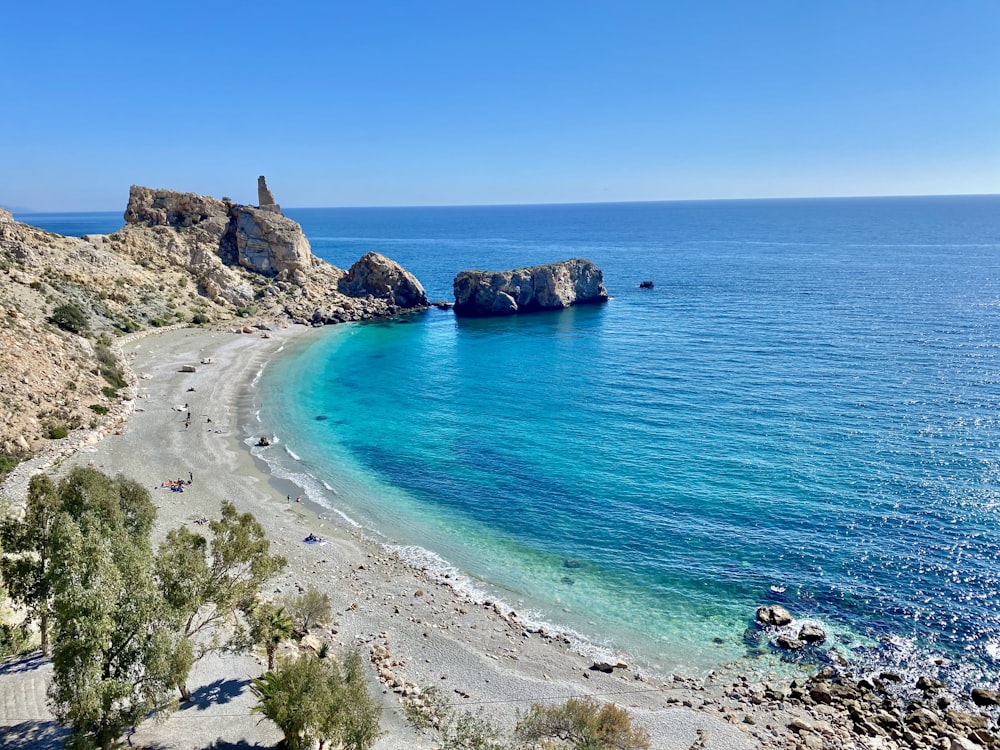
(4, 325, 775, 749)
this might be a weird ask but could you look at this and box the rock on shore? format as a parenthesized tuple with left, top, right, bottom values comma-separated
(452, 258, 608, 316)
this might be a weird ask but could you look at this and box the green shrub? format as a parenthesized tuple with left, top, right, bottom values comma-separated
(283, 587, 333, 635)
(49, 303, 89, 335)
(191, 313, 210, 325)
(95, 343, 116, 369)
(102, 386, 119, 399)
(251, 651, 381, 750)
(0, 453, 19, 477)
(441, 709, 508, 750)
(47, 425, 69, 440)
(95, 344, 127, 388)
(516, 697, 649, 750)
(89, 404, 109, 415)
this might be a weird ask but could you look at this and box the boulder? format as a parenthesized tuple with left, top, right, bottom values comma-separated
(452, 258, 608, 317)
(339, 252, 429, 309)
(756, 604, 793, 627)
(775, 634, 805, 650)
(798, 623, 826, 643)
(971, 687, 1000, 707)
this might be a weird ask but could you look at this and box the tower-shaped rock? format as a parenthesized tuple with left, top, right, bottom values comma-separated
(257, 176, 281, 214)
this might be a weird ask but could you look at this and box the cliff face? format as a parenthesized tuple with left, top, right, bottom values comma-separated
(0, 181, 429, 461)
(119, 182, 429, 323)
(452, 258, 608, 316)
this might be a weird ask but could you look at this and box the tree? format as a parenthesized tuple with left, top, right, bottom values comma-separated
(515, 697, 650, 750)
(44, 468, 175, 750)
(156, 500, 286, 700)
(251, 651, 381, 750)
(0, 474, 61, 655)
(248, 600, 293, 671)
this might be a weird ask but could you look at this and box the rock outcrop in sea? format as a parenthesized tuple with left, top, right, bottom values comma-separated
(452, 258, 608, 316)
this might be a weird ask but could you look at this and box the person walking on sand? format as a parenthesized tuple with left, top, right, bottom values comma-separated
(188, 471, 193, 484)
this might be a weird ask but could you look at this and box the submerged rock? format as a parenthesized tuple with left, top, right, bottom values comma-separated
(452, 258, 608, 316)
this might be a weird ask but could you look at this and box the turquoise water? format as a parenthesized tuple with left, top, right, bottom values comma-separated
(24, 197, 1000, 684)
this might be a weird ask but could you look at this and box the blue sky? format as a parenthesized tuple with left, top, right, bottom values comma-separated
(2, 1, 998, 211)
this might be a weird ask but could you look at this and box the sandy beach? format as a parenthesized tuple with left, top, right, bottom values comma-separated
(2, 325, 796, 749)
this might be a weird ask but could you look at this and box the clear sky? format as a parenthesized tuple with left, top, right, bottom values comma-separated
(2, 1, 998, 211)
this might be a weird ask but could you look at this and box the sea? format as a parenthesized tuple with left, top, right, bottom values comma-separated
(19, 195, 1000, 689)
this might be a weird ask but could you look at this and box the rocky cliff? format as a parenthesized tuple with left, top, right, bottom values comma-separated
(0, 181, 428, 463)
(452, 258, 608, 316)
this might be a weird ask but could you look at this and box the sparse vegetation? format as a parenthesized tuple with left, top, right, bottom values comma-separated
(88, 404, 109, 415)
(95, 343, 128, 389)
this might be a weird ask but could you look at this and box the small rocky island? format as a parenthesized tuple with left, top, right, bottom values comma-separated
(452, 258, 608, 317)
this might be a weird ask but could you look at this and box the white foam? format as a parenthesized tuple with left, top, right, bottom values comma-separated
(387, 544, 624, 665)
(284, 446, 301, 461)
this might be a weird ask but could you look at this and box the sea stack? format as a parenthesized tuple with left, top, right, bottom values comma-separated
(452, 258, 608, 317)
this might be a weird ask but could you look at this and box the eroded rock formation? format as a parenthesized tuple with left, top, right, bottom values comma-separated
(257, 175, 281, 214)
(339, 252, 427, 309)
(452, 258, 608, 316)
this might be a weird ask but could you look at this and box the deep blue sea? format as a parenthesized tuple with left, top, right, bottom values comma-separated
(20, 196, 1000, 686)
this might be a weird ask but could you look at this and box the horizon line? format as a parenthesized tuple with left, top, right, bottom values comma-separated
(9, 191, 999, 215)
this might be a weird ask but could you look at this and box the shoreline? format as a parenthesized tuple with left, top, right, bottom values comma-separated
(47, 324, 763, 749)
